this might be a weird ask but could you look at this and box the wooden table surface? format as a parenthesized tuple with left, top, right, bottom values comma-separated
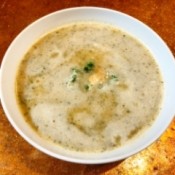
(0, 0, 175, 174)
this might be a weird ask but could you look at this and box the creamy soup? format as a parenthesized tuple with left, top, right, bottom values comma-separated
(16, 22, 163, 152)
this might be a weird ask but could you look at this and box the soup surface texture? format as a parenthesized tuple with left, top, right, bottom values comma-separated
(16, 22, 163, 152)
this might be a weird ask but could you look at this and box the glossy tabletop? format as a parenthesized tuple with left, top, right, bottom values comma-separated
(0, 0, 175, 174)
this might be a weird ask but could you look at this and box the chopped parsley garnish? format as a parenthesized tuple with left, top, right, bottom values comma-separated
(109, 75, 118, 81)
(69, 68, 80, 83)
(83, 62, 94, 73)
(84, 84, 90, 91)
(72, 68, 81, 74)
(71, 74, 77, 83)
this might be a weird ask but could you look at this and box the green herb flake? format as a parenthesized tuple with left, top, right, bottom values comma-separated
(84, 62, 94, 73)
(71, 74, 77, 83)
(72, 68, 81, 74)
(84, 84, 90, 91)
(109, 75, 118, 81)
(69, 67, 81, 83)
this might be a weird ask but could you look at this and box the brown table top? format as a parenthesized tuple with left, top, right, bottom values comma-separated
(0, 0, 175, 174)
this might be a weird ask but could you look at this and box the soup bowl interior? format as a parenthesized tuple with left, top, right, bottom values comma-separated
(0, 7, 175, 164)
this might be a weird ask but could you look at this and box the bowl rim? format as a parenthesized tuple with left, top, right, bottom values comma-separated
(0, 6, 175, 164)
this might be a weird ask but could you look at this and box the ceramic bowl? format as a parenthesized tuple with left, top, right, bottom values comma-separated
(1, 7, 175, 164)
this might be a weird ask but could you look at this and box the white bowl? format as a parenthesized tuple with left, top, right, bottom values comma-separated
(0, 7, 175, 164)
